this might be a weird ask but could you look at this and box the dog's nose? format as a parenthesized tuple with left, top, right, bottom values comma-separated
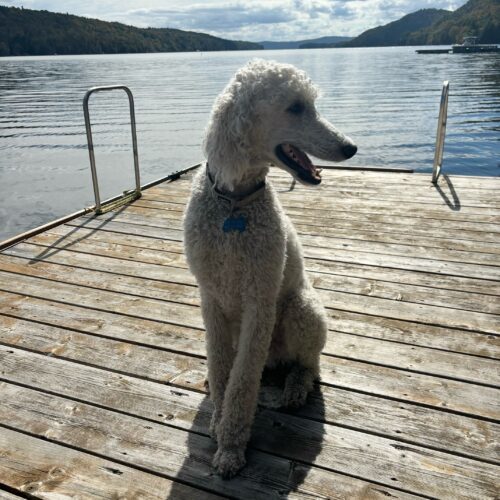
(342, 144, 357, 159)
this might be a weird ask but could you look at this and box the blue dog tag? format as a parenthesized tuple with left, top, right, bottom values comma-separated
(223, 215, 247, 233)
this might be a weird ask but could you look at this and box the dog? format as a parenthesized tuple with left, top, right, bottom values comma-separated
(183, 59, 357, 478)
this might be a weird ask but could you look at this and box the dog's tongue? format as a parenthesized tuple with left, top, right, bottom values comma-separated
(284, 143, 314, 172)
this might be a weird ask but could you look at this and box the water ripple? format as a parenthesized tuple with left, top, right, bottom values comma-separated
(1, 48, 499, 240)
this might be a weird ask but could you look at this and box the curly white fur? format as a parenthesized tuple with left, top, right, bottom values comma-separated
(183, 59, 356, 478)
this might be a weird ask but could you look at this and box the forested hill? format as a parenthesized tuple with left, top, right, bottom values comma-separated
(0, 6, 262, 56)
(259, 36, 351, 50)
(405, 0, 500, 45)
(341, 9, 450, 47)
(340, 0, 499, 47)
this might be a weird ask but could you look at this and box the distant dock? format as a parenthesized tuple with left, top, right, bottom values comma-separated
(417, 37, 499, 54)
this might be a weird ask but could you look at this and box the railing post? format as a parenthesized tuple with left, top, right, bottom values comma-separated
(432, 81, 449, 184)
(83, 85, 141, 213)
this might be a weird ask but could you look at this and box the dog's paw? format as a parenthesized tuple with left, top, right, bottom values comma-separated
(212, 447, 246, 479)
(282, 383, 309, 408)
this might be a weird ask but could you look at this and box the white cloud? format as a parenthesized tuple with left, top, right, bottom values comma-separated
(0, 0, 468, 41)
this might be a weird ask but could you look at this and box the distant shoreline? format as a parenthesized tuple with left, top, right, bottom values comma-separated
(1, 45, 484, 59)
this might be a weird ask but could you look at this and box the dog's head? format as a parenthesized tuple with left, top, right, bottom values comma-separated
(204, 59, 356, 189)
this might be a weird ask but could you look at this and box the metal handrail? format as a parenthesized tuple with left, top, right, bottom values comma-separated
(432, 81, 449, 184)
(0, 163, 202, 252)
(83, 85, 141, 213)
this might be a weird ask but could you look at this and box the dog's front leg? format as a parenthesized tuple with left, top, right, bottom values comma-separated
(213, 303, 276, 478)
(200, 291, 235, 441)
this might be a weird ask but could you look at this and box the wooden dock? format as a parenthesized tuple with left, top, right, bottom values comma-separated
(0, 166, 499, 499)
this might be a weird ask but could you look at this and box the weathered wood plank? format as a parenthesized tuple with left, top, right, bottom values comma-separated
(2, 378, 499, 500)
(300, 233, 500, 267)
(152, 177, 500, 209)
(107, 198, 500, 254)
(0, 270, 205, 330)
(65, 216, 185, 241)
(146, 187, 500, 218)
(124, 198, 500, 256)
(161, 170, 500, 199)
(294, 218, 500, 246)
(56, 219, 500, 296)
(5, 242, 197, 286)
(54, 216, 500, 263)
(137, 193, 500, 224)
(4, 247, 498, 316)
(1, 260, 498, 380)
(26, 231, 188, 269)
(304, 247, 500, 281)
(112, 198, 500, 248)
(1, 262, 498, 336)
(328, 309, 500, 359)
(267, 168, 500, 190)
(2, 285, 497, 362)
(0, 252, 201, 306)
(320, 288, 500, 335)
(42, 223, 185, 254)
(135, 195, 500, 232)
(4, 242, 499, 317)
(15, 227, 500, 295)
(0, 490, 23, 500)
(311, 271, 499, 314)
(0, 381, 422, 500)
(307, 258, 500, 296)
(0, 292, 207, 354)
(0, 315, 207, 383)
(68, 213, 500, 280)
(173, 357, 500, 421)
(252, 177, 500, 206)
(1, 344, 498, 465)
(329, 331, 500, 386)
(107, 201, 500, 236)
(1, 316, 498, 420)
(75, 207, 500, 246)
(0, 427, 218, 500)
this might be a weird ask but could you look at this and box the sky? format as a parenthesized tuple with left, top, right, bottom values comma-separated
(1, 0, 467, 41)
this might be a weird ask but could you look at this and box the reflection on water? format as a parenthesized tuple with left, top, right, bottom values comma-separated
(0, 48, 499, 240)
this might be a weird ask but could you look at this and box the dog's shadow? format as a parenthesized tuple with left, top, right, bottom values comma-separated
(167, 370, 325, 498)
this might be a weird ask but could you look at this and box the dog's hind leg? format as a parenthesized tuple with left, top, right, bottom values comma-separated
(200, 291, 235, 441)
(278, 286, 327, 408)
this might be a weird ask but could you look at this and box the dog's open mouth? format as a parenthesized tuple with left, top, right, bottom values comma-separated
(275, 144, 322, 185)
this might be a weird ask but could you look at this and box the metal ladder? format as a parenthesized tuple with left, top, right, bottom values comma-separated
(432, 81, 449, 184)
(83, 85, 142, 214)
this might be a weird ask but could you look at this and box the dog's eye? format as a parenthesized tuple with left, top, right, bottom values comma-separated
(286, 101, 305, 115)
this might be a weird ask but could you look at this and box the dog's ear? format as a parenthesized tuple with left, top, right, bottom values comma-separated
(203, 82, 255, 189)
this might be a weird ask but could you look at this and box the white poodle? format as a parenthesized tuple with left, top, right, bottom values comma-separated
(183, 59, 356, 478)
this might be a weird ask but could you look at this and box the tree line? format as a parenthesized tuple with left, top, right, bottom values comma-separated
(0, 6, 262, 57)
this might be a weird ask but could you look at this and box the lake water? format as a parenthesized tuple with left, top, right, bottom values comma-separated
(0, 47, 499, 241)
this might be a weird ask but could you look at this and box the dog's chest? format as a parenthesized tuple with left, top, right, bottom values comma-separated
(184, 188, 286, 300)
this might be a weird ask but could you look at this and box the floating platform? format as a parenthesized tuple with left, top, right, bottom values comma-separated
(415, 48, 451, 54)
(0, 166, 499, 499)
